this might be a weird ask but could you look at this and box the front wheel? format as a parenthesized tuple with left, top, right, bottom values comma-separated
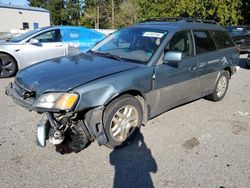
(103, 94, 143, 149)
(0, 54, 17, 78)
(206, 70, 230, 101)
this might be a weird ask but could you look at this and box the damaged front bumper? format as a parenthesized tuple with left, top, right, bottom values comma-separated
(6, 82, 108, 153)
(5, 82, 36, 111)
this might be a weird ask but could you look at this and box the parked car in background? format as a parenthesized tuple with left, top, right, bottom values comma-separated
(247, 53, 250, 67)
(6, 18, 239, 154)
(225, 25, 250, 52)
(0, 26, 105, 78)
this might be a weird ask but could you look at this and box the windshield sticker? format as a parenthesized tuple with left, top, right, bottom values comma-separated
(143, 32, 164, 38)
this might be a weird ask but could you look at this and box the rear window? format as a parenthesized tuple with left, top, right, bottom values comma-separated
(210, 30, 234, 49)
(193, 30, 216, 54)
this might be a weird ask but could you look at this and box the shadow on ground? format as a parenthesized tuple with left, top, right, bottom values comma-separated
(110, 131, 157, 188)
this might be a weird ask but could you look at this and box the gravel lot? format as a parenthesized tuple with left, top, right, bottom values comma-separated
(0, 55, 249, 188)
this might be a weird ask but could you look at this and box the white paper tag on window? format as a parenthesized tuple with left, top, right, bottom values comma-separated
(143, 32, 164, 38)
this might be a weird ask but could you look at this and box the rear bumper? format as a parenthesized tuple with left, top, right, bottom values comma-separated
(5, 83, 36, 111)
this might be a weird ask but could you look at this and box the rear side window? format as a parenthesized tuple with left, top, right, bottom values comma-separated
(193, 31, 216, 54)
(210, 30, 234, 49)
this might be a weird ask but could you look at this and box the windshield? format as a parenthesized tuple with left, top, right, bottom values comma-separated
(226, 26, 244, 36)
(91, 28, 168, 64)
(9, 29, 42, 42)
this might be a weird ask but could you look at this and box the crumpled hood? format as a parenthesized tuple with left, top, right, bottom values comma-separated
(15, 53, 138, 97)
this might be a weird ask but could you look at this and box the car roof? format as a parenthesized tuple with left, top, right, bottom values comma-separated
(127, 20, 225, 32)
(225, 25, 250, 28)
(32, 25, 105, 36)
(38, 25, 92, 30)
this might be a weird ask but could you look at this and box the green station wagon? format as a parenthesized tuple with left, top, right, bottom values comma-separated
(6, 18, 239, 154)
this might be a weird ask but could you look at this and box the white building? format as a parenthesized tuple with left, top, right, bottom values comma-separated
(0, 3, 50, 33)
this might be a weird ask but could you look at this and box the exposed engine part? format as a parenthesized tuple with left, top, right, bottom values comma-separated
(38, 112, 93, 154)
(55, 120, 92, 154)
(49, 130, 65, 145)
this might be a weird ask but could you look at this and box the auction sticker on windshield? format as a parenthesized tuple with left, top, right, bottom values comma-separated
(143, 32, 164, 38)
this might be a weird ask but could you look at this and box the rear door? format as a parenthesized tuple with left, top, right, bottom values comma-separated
(22, 29, 66, 67)
(152, 30, 199, 116)
(193, 30, 223, 95)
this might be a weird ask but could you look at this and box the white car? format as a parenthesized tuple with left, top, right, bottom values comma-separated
(0, 26, 105, 78)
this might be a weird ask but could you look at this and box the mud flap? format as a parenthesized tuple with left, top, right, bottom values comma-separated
(84, 106, 108, 146)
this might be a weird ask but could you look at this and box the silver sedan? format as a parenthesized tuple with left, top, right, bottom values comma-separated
(0, 26, 105, 78)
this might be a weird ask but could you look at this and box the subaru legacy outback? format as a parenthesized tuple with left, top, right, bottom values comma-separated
(6, 18, 239, 154)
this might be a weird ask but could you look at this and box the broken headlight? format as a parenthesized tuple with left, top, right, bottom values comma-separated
(34, 93, 79, 111)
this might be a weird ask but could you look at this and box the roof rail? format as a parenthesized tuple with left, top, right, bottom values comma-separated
(140, 17, 218, 25)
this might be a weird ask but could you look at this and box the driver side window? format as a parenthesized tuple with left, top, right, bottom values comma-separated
(166, 31, 194, 57)
(33, 29, 62, 43)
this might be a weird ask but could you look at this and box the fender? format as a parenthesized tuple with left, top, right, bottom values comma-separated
(72, 66, 154, 112)
(0, 49, 22, 68)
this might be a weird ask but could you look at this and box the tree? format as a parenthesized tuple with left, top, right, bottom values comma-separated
(62, 0, 83, 25)
(47, 0, 65, 25)
(115, 0, 140, 27)
(28, 0, 48, 8)
(28, 0, 83, 25)
(241, 0, 250, 24)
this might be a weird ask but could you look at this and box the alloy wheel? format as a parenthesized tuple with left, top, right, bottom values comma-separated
(110, 105, 138, 142)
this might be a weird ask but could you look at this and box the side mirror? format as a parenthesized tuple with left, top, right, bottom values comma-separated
(29, 38, 39, 45)
(163, 51, 182, 63)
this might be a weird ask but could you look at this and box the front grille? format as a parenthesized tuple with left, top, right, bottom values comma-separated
(14, 81, 36, 99)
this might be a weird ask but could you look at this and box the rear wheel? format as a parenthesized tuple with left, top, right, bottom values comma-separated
(206, 70, 230, 101)
(0, 53, 17, 78)
(103, 94, 143, 149)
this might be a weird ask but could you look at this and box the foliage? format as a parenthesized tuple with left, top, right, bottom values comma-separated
(28, 0, 83, 25)
(29, 0, 249, 28)
(241, 0, 250, 24)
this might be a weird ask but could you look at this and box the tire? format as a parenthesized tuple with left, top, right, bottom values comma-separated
(0, 53, 18, 78)
(206, 70, 230, 102)
(103, 94, 143, 149)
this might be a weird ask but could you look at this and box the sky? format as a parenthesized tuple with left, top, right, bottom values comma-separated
(0, 0, 29, 6)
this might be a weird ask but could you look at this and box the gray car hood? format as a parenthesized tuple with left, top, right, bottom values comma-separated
(15, 53, 138, 97)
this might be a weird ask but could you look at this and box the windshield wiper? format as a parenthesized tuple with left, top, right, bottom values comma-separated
(89, 50, 124, 61)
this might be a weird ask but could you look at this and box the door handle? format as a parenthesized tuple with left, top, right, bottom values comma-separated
(189, 66, 197, 71)
(219, 58, 224, 63)
(55, 44, 63, 47)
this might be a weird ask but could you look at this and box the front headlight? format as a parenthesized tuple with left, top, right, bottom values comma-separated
(34, 93, 79, 110)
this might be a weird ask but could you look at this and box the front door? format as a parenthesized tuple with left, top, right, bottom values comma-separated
(152, 30, 199, 116)
(22, 29, 66, 67)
